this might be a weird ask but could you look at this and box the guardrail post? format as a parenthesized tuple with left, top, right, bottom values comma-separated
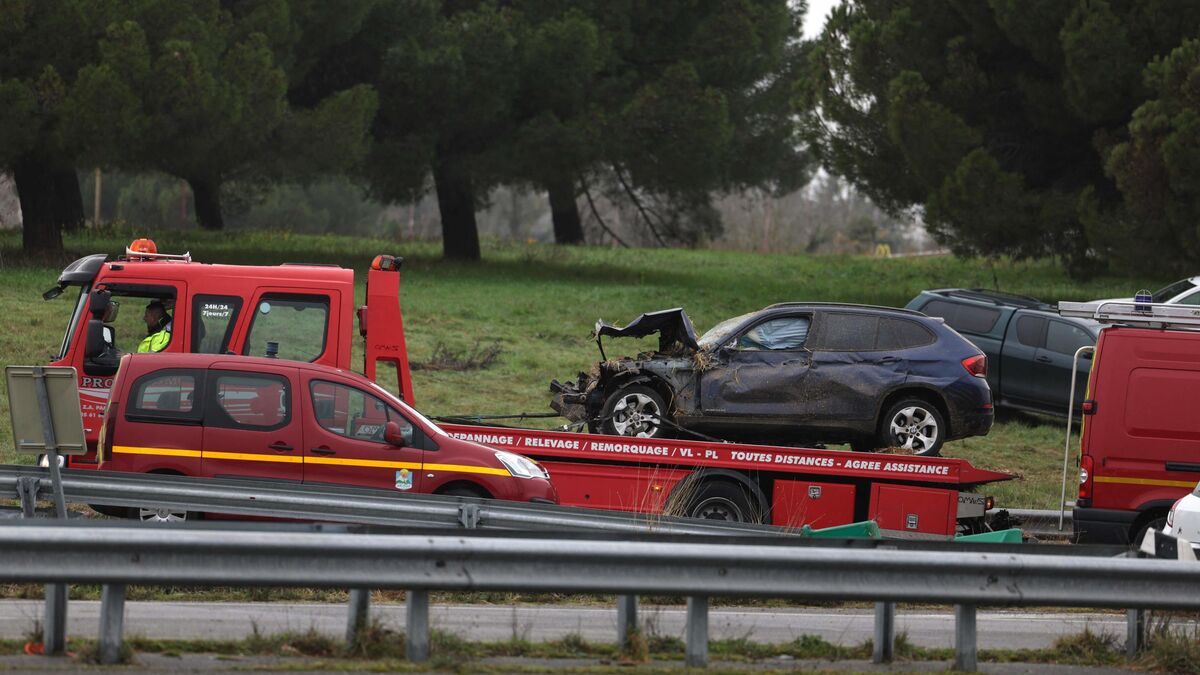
(686, 595, 708, 668)
(345, 588, 370, 646)
(872, 601, 895, 663)
(43, 583, 67, 656)
(954, 604, 977, 672)
(18, 476, 38, 517)
(1126, 608, 1146, 657)
(616, 595, 638, 649)
(406, 589, 430, 662)
(98, 584, 126, 664)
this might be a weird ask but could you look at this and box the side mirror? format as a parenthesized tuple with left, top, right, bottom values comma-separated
(84, 319, 109, 358)
(83, 320, 119, 376)
(89, 289, 112, 319)
(383, 420, 407, 447)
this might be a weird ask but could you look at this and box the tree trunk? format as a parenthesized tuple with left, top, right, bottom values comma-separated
(53, 167, 85, 232)
(12, 155, 65, 255)
(189, 177, 225, 230)
(547, 176, 584, 244)
(432, 158, 480, 261)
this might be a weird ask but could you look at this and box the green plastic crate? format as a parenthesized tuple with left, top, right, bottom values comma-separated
(955, 528, 1024, 544)
(800, 520, 882, 539)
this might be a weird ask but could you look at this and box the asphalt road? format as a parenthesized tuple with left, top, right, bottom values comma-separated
(0, 601, 1155, 650)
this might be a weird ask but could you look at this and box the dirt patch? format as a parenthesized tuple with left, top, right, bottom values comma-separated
(412, 341, 502, 371)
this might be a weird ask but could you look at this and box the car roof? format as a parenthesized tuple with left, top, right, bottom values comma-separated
(125, 352, 366, 381)
(921, 288, 1052, 310)
(762, 302, 930, 318)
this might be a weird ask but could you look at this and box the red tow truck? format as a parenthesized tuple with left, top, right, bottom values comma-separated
(44, 240, 1013, 537)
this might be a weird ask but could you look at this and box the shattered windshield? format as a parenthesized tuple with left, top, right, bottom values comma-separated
(698, 312, 755, 349)
(56, 285, 90, 360)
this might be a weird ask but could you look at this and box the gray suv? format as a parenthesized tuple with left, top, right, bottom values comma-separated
(906, 289, 1099, 417)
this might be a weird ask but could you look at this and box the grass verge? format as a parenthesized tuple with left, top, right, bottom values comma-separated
(0, 626, 1162, 670)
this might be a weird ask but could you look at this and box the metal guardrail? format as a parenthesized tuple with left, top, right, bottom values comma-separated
(0, 520, 1193, 670)
(1001, 508, 1072, 538)
(0, 464, 789, 537)
(0, 521, 1187, 604)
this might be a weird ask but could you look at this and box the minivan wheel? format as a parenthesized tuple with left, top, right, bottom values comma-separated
(878, 399, 945, 457)
(599, 385, 672, 439)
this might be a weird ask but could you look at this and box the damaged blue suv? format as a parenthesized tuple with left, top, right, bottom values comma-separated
(550, 303, 993, 456)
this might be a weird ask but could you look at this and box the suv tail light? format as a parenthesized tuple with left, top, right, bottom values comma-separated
(1078, 454, 1094, 500)
(961, 354, 987, 378)
(99, 402, 118, 463)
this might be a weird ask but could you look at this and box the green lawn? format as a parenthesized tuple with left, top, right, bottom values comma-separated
(0, 228, 1165, 509)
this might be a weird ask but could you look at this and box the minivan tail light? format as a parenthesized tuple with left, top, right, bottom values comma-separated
(961, 354, 987, 378)
(1078, 454, 1094, 500)
(100, 402, 118, 463)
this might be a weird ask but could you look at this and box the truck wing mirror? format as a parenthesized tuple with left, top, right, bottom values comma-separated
(84, 319, 110, 358)
(89, 289, 112, 318)
(83, 320, 119, 376)
(384, 420, 407, 447)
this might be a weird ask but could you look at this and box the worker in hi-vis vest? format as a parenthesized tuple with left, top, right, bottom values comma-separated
(138, 299, 172, 353)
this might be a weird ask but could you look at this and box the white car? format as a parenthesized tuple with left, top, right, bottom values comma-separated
(1140, 483, 1200, 559)
(1095, 276, 1200, 306)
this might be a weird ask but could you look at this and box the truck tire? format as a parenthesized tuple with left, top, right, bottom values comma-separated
(877, 399, 945, 457)
(599, 385, 672, 439)
(686, 481, 758, 522)
(1131, 513, 1168, 548)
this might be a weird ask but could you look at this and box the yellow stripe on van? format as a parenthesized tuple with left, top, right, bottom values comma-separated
(1094, 475, 1197, 489)
(203, 450, 303, 464)
(425, 462, 510, 476)
(305, 456, 421, 470)
(112, 445, 508, 476)
(114, 446, 202, 458)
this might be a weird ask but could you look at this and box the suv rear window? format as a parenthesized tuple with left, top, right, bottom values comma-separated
(813, 314, 934, 351)
(816, 313, 878, 351)
(876, 317, 935, 349)
(921, 299, 1000, 334)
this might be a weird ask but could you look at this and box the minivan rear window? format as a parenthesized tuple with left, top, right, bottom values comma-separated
(207, 372, 290, 430)
(127, 369, 202, 424)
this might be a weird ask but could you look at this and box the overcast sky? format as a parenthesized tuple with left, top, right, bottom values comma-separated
(803, 0, 837, 39)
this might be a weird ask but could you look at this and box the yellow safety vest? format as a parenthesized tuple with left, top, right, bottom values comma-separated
(137, 329, 171, 353)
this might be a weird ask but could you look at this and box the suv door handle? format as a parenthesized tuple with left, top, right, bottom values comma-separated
(268, 442, 293, 452)
(1035, 355, 1053, 364)
(310, 447, 336, 456)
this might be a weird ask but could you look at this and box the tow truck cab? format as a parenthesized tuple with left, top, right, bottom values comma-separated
(44, 240, 411, 466)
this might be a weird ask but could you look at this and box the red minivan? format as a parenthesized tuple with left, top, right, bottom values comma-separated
(97, 353, 557, 520)
(1073, 324, 1200, 544)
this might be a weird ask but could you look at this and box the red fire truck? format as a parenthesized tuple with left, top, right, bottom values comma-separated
(44, 240, 1012, 537)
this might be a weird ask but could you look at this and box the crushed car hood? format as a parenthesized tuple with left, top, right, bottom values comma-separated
(595, 307, 700, 353)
